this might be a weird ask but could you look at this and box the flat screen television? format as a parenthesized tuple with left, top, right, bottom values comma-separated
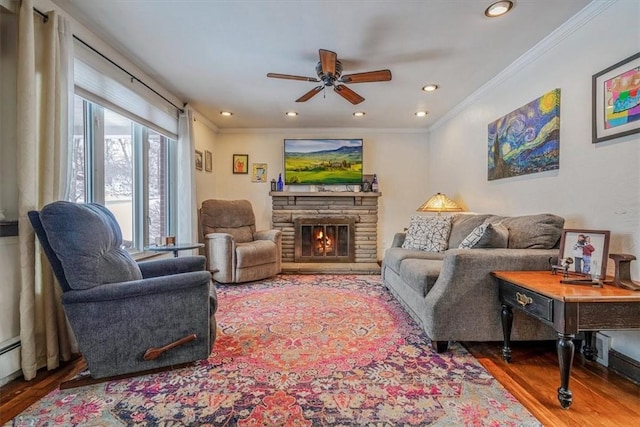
(284, 139, 363, 185)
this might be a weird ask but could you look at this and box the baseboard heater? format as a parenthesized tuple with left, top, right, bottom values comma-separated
(608, 349, 640, 385)
(0, 340, 21, 356)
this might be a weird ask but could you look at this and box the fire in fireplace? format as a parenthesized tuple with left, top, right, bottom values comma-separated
(295, 218, 355, 262)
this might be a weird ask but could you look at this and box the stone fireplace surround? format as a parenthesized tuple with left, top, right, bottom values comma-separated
(270, 191, 381, 273)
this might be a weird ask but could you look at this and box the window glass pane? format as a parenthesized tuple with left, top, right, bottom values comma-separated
(69, 96, 86, 203)
(148, 130, 168, 245)
(104, 110, 134, 248)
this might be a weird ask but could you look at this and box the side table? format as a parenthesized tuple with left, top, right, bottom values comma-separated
(145, 242, 204, 257)
(492, 270, 640, 409)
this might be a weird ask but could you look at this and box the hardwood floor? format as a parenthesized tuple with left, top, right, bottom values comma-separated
(1, 342, 638, 425)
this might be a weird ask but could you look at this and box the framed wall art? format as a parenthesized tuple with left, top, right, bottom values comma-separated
(558, 229, 610, 279)
(487, 88, 560, 181)
(205, 150, 212, 172)
(195, 150, 203, 171)
(251, 163, 267, 182)
(232, 154, 248, 174)
(592, 52, 640, 143)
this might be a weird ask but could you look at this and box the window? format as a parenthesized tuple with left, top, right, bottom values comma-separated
(70, 95, 172, 251)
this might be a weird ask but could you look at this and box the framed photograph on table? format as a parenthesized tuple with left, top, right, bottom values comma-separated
(558, 229, 610, 279)
(233, 154, 248, 174)
(592, 52, 640, 143)
(251, 163, 267, 182)
(205, 150, 212, 172)
(195, 150, 203, 171)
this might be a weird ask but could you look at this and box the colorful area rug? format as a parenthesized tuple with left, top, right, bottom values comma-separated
(8, 275, 541, 426)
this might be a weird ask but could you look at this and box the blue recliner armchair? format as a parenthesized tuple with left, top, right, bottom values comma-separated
(28, 201, 217, 380)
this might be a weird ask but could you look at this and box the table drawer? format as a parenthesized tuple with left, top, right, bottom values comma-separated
(500, 282, 554, 322)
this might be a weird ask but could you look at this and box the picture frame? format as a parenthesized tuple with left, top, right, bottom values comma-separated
(232, 154, 248, 174)
(195, 150, 203, 171)
(205, 150, 212, 172)
(592, 52, 640, 143)
(251, 163, 267, 182)
(558, 229, 610, 279)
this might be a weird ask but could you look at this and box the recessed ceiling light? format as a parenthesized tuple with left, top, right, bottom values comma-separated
(220, 111, 233, 116)
(415, 111, 428, 117)
(422, 84, 439, 92)
(285, 111, 298, 116)
(353, 112, 365, 117)
(484, 1, 514, 18)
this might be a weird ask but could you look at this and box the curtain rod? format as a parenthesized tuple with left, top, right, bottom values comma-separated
(33, 7, 185, 114)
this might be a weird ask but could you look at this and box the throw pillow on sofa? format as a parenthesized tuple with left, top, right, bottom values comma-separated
(402, 215, 453, 252)
(459, 222, 509, 249)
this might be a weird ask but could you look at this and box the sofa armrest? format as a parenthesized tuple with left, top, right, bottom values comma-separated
(253, 229, 281, 242)
(203, 232, 235, 281)
(424, 248, 559, 335)
(391, 232, 406, 248)
(138, 255, 206, 278)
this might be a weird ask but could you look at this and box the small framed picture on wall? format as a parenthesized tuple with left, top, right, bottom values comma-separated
(205, 150, 212, 172)
(195, 150, 203, 171)
(252, 163, 267, 182)
(233, 154, 249, 174)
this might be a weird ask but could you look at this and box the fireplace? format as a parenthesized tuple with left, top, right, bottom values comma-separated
(295, 218, 355, 263)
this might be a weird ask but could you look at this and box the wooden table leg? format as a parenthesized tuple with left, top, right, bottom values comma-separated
(582, 331, 597, 361)
(557, 333, 575, 409)
(501, 304, 513, 362)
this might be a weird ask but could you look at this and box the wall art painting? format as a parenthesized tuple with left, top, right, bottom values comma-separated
(251, 163, 267, 182)
(592, 52, 640, 143)
(233, 154, 248, 174)
(488, 88, 560, 181)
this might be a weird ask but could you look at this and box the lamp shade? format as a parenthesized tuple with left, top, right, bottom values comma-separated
(417, 193, 462, 214)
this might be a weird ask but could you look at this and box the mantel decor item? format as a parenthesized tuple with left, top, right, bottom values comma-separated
(488, 88, 560, 181)
(252, 163, 267, 182)
(416, 192, 462, 216)
(558, 229, 610, 280)
(233, 154, 249, 174)
(592, 52, 640, 143)
(205, 150, 212, 172)
(195, 150, 203, 171)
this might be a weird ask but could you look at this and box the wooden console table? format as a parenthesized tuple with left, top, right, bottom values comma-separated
(492, 270, 640, 409)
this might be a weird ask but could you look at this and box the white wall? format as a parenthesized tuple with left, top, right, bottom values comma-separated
(212, 129, 429, 256)
(427, 0, 640, 362)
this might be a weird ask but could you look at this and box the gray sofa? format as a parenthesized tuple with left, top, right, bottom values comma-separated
(382, 213, 564, 352)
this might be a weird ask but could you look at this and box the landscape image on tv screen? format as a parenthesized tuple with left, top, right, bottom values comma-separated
(284, 139, 363, 185)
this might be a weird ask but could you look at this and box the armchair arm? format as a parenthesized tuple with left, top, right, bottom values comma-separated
(61, 270, 212, 304)
(203, 232, 235, 282)
(391, 232, 406, 248)
(138, 255, 206, 278)
(253, 229, 281, 242)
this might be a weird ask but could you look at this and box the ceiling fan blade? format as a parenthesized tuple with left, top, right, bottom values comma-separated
(340, 69, 392, 83)
(296, 85, 324, 102)
(267, 73, 319, 82)
(334, 84, 365, 105)
(319, 49, 337, 76)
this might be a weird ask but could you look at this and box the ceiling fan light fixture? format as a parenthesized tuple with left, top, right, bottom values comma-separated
(285, 111, 298, 117)
(422, 84, 439, 92)
(485, 1, 514, 18)
(353, 112, 365, 117)
(220, 111, 233, 116)
(415, 111, 428, 117)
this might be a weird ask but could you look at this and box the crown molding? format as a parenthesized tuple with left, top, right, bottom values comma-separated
(429, 0, 617, 132)
(219, 127, 429, 135)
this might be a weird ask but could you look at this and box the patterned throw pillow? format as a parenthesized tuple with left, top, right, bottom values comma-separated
(402, 215, 453, 252)
(459, 222, 509, 249)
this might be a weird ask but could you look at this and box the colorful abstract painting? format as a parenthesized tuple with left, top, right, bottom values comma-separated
(488, 88, 560, 181)
(603, 65, 640, 129)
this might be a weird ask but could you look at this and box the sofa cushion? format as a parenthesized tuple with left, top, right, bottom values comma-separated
(459, 222, 509, 249)
(448, 214, 493, 249)
(500, 214, 564, 249)
(384, 247, 446, 273)
(399, 259, 443, 297)
(401, 215, 453, 252)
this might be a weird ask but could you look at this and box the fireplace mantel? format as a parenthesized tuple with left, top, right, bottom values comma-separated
(270, 191, 381, 266)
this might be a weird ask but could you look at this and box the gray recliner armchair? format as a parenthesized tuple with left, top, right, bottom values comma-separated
(28, 201, 217, 381)
(200, 199, 281, 283)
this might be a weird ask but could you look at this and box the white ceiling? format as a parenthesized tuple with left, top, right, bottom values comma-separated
(52, 0, 591, 130)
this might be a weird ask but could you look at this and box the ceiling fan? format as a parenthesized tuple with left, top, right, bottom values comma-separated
(267, 49, 392, 105)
